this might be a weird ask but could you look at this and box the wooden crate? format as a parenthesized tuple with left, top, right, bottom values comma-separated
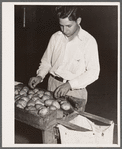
(15, 84, 87, 144)
(15, 107, 64, 143)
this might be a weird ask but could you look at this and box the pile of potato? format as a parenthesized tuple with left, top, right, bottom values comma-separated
(15, 85, 71, 117)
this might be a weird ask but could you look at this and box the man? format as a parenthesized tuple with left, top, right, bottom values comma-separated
(28, 6, 100, 111)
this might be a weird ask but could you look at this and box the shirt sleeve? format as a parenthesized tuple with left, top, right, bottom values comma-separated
(36, 34, 55, 79)
(69, 38, 100, 90)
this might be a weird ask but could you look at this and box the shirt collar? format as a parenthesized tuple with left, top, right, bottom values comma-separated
(77, 26, 84, 41)
(58, 25, 84, 41)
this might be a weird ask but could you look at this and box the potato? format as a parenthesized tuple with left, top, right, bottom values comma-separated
(44, 99, 54, 107)
(25, 106, 37, 111)
(27, 94, 33, 99)
(38, 107, 49, 117)
(37, 90, 44, 94)
(16, 99, 27, 108)
(57, 97, 66, 102)
(42, 95, 50, 102)
(39, 93, 44, 98)
(15, 84, 24, 91)
(35, 104, 45, 110)
(15, 94, 21, 101)
(19, 90, 27, 96)
(33, 93, 41, 97)
(37, 90, 44, 98)
(60, 100, 67, 105)
(28, 90, 35, 95)
(52, 101, 60, 109)
(61, 102, 71, 110)
(33, 88, 39, 93)
(22, 86, 29, 93)
(21, 96, 30, 102)
(27, 99, 35, 107)
(49, 105, 57, 111)
(31, 96, 40, 101)
(44, 91, 52, 96)
(35, 99, 44, 105)
(25, 106, 38, 115)
(15, 89, 19, 95)
(16, 103, 24, 109)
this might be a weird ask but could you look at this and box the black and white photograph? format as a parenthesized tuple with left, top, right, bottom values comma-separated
(2, 2, 120, 147)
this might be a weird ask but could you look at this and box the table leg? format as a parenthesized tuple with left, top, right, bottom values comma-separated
(42, 127, 58, 144)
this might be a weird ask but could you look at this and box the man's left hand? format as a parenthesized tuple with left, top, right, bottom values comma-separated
(54, 82, 71, 98)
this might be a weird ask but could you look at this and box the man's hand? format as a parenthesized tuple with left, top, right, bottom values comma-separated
(28, 76, 42, 89)
(54, 82, 71, 98)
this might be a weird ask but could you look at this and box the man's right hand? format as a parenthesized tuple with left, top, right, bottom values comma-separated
(28, 76, 42, 89)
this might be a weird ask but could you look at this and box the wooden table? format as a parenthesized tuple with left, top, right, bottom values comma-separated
(15, 107, 64, 144)
(15, 106, 113, 144)
(15, 93, 87, 144)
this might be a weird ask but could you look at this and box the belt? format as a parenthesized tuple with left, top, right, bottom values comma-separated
(50, 74, 67, 83)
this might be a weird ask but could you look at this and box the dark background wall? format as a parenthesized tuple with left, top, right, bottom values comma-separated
(15, 5, 117, 122)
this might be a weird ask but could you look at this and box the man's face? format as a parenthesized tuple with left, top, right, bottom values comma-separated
(59, 17, 80, 37)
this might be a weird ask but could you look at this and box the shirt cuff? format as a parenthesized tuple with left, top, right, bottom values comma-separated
(68, 79, 79, 90)
(36, 74, 44, 83)
(68, 79, 86, 90)
(36, 69, 45, 80)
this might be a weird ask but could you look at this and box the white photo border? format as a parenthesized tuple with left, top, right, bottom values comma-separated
(2, 1, 120, 148)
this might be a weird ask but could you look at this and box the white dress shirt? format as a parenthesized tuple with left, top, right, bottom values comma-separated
(36, 26, 100, 90)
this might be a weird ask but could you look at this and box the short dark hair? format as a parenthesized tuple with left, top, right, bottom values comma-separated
(55, 6, 82, 21)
